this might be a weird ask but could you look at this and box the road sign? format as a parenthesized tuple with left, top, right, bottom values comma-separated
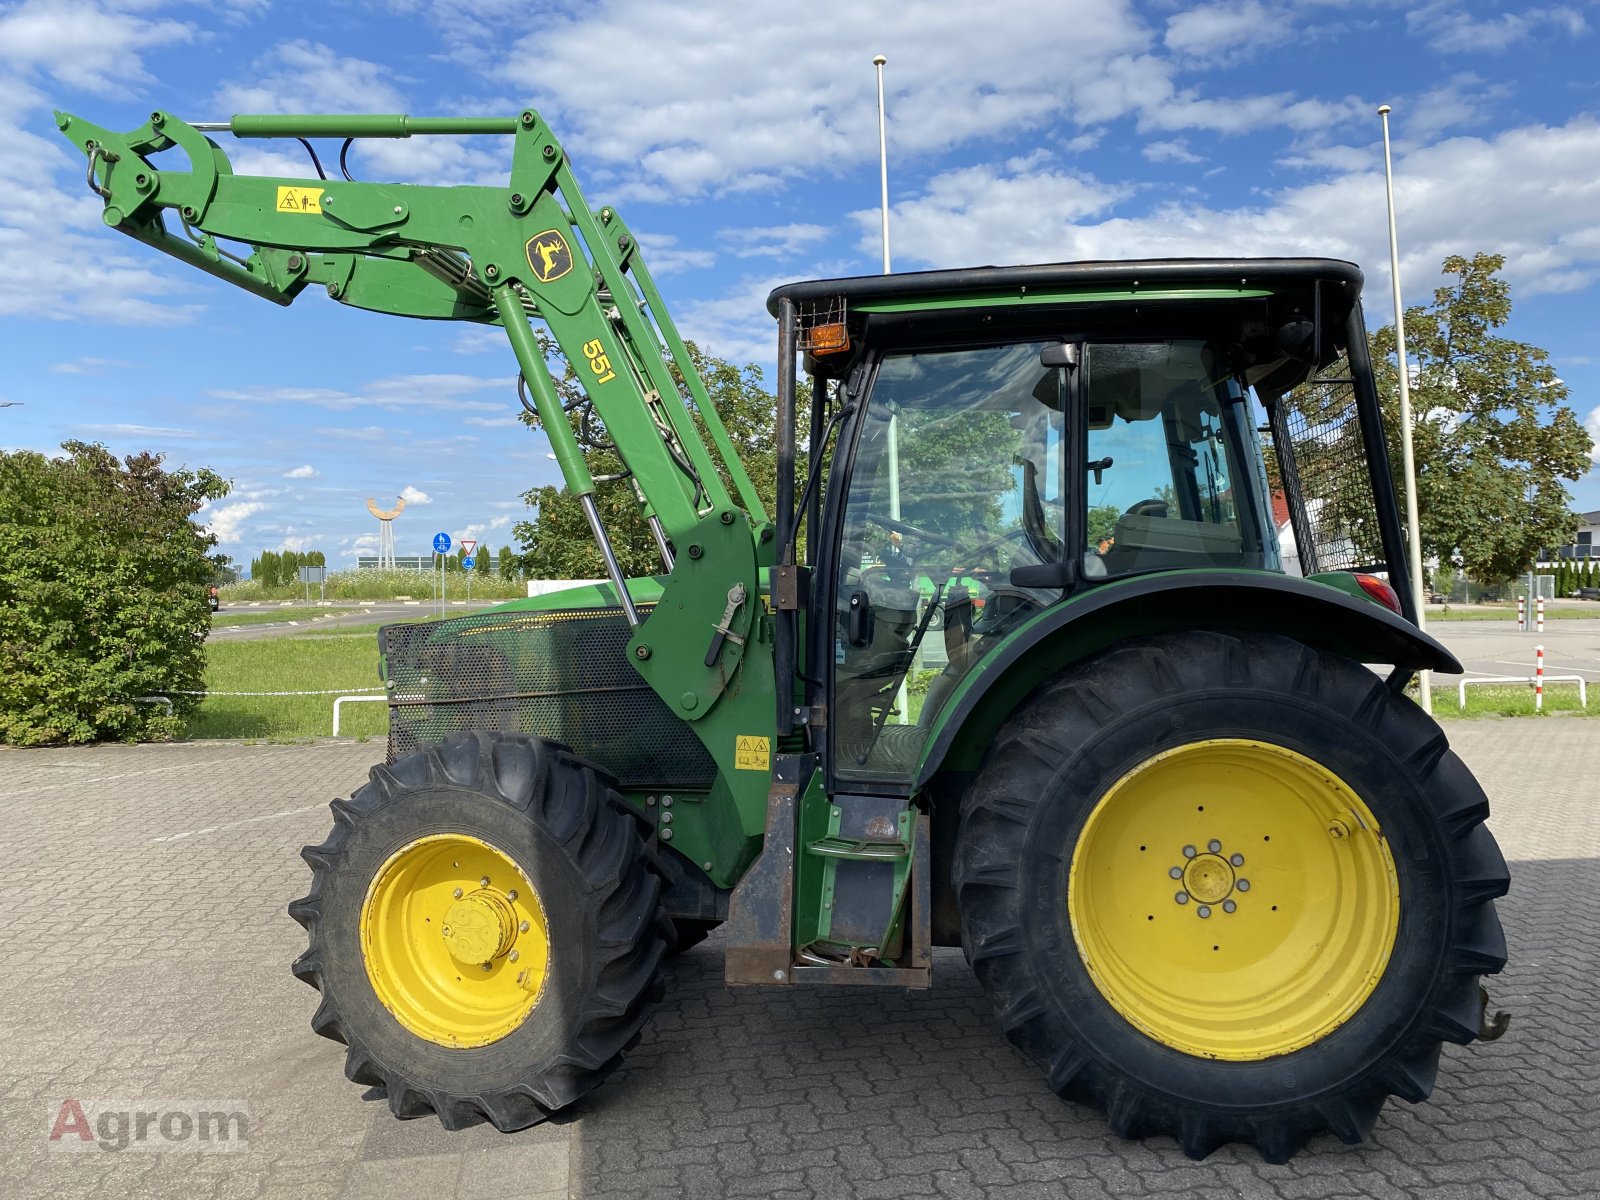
(460, 538, 478, 557)
(433, 532, 451, 554)
(461, 556, 476, 570)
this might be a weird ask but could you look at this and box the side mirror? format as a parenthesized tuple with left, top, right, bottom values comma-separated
(1039, 343, 1078, 369)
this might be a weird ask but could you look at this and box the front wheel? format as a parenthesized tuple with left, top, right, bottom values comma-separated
(953, 631, 1508, 1161)
(289, 731, 671, 1130)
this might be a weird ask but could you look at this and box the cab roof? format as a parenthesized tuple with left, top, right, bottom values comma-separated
(766, 257, 1364, 316)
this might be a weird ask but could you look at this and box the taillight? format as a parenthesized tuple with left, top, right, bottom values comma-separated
(1354, 573, 1402, 614)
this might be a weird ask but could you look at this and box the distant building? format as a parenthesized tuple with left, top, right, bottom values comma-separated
(1540, 509, 1599, 563)
(356, 555, 499, 571)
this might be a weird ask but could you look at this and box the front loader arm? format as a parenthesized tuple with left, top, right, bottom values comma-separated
(58, 107, 780, 866)
(56, 107, 770, 541)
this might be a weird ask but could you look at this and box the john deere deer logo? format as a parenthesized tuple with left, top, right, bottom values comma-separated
(525, 231, 573, 283)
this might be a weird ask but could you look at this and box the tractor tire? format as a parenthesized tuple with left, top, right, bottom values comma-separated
(289, 731, 671, 1131)
(953, 630, 1508, 1162)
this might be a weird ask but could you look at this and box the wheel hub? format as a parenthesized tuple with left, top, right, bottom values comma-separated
(360, 833, 551, 1048)
(1181, 853, 1235, 904)
(441, 889, 518, 966)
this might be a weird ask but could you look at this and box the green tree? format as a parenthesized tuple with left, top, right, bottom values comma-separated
(0, 442, 229, 745)
(497, 543, 519, 581)
(474, 547, 492, 575)
(1370, 253, 1592, 584)
(515, 340, 811, 578)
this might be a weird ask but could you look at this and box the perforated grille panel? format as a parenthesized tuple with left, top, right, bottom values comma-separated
(380, 604, 717, 790)
(1270, 354, 1388, 576)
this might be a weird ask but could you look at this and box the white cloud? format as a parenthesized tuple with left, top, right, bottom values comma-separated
(74, 422, 202, 441)
(634, 233, 716, 274)
(284, 465, 319, 478)
(1407, 3, 1589, 54)
(215, 40, 407, 115)
(717, 224, 832, 260)
(1585, 405, 1600, 466)
(1164, 1, 1288, 65)
(207, 373, 509, 413)
(0, 0, 191, 94)
(400, 485, 433, 506)
(50, 356, 130, 375)
(872, 117, 1600, 305)
(204, 501, 265, 544)
(463, 416, 522, 428)
(484, 0, 1344, 198)
(1143, 139, 1203, 165)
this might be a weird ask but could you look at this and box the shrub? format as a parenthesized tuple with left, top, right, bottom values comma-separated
(0, 442, 229, 745)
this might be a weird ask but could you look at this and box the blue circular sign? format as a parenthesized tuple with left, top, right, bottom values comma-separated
(461, 557, 476, 570)
(433, 532, 451, 554)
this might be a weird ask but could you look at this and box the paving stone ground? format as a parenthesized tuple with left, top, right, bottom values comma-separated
(0, 721, 1594, 1200)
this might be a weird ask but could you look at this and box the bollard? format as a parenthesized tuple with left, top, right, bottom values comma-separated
(1517, 595, 1526, 631)
(1536, 595, 1545, 633)
(1535, 643, 1545, 712)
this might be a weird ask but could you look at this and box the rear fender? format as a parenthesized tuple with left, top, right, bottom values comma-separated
(915, 571, 1459, 785)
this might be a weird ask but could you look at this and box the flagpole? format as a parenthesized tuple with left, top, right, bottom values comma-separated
(1379, 103, 1431, 712)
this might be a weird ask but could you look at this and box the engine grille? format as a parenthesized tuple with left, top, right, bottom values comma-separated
(380, 604, 717, 790)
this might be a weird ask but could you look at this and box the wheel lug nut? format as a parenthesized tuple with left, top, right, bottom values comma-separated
(1182, 845, 1197, 858)
(509, 950, 519, 963)
(519, 920, 530, 932)
(452, 888, 463, 899)
(1197, 905, 1211, 919)
(1169, 867, 1183, 880)
(1230, 853, 1244, 867)
(481, 962, 492, 972)
(1223, 900, 1237, 913)
(507, 889, 517, 901)
(1237, 879, 1250, 891)
(480, 876, 490, 887)
(1207, 839, 1222, 853)
(1175, 891, 1189, 904)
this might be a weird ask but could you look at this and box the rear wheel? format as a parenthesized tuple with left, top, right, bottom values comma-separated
(953, 630, 1508, 1161)
(290, 731, 671, 1130)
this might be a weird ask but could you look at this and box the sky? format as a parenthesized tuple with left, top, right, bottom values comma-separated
(2, 0, 1599, 571)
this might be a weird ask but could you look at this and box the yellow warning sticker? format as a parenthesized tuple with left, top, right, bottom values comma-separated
(276, 186, 322, 214)
(735, 735, 770, 772)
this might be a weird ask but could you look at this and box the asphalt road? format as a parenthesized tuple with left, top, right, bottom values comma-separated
(1, 723, 1595, 1200)
(1425, 614, 1600, 687)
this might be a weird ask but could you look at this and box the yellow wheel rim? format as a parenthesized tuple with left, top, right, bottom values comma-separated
(1067, 739, 1399, 1061)
(360, 834, 551, 1048)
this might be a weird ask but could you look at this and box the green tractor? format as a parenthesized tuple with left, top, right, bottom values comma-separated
(60, 106, 1508, 1161)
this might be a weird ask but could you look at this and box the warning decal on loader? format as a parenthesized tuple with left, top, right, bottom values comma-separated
(276, 186, 322, 213)
(735, 735, 770, 772)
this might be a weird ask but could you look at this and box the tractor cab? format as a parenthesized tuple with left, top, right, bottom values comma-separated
(769, 258, 1410, 793)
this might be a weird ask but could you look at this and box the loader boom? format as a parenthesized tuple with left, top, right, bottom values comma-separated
(56, 106, 783, 859)
(55, 107, 769, 555)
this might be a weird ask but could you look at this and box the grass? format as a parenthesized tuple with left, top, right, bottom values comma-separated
(187, 629, 388, 741)
(1429, 604, 1599, 622)
(1430, 683, 1595, 719)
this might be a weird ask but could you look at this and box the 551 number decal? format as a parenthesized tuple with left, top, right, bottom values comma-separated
(583, 340, 616, 385)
